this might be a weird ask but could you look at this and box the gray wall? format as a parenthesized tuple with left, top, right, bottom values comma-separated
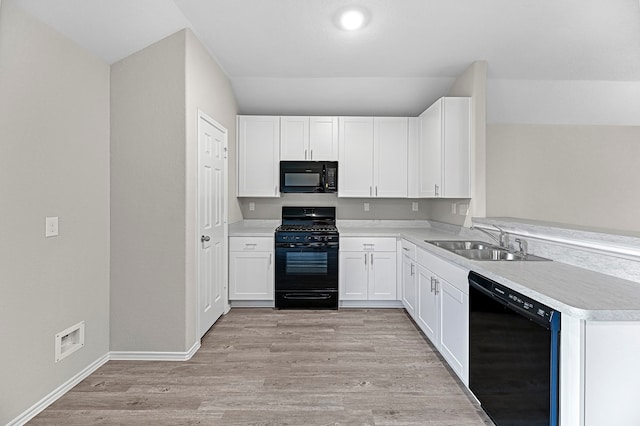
(0, 0, 110, 423)
(239, 195, 430, 220)
(111, 29, 238, 352)
(184, 30, 238, 346)
(487, 124, 640, 233)
(110, 31, 188, 352)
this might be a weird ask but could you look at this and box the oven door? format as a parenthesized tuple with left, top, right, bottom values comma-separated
(275, 242, 338, 309)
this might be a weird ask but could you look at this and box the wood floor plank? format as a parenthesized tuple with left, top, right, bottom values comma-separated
(29, 308, 492, 425)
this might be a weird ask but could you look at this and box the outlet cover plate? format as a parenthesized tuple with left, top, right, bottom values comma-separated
(46, 216, 59, 237)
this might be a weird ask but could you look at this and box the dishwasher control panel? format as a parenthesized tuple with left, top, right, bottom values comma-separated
(469, 271, 557, 325)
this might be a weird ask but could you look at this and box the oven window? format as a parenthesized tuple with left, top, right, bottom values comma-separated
(285, 252, 327, 275)
(284, 173, 320, 187)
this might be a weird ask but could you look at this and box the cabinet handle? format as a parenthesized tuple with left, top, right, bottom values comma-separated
(269, 253, 272, 265)
(369, 186, 372, 196)
(402, 247, 410, 251)
(375, 186, 378, 196)
(410, 263, 414, 276)
(304, 149, 308, 160)
(435, 184, 439, 197)
(275, 185, 279, 195)
(310, 149, 313, 160)
(434, 278, 440, 295)
(364, 253, 367, 266)
(371, 253, 374, 266)
(430, 277, 435, 293)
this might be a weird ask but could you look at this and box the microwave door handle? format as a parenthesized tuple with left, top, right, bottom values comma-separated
(321, 164, 326, 190)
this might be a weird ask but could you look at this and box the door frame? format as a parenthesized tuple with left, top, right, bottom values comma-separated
(196, 109, 230, 339)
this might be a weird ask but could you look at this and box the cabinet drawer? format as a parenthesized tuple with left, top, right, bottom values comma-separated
(229, 237, 273, 252)
(400, 239, 416, 260)
(340, 237, 397, 252)
(417, 247, 468, 294)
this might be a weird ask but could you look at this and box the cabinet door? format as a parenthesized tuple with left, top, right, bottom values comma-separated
(338, 117, 374, 197)
(237, 116, 280, 197)
(373, 117, 408, 197)
(309, 116, 338, 161)
(442, 98, 471, 198)
(339, 251, 368, 300)
(440, 279, 469, 385)
(401, 254, 417, 319)
(280, 116, 310, 160)
(417, 265, 440, 346)
(229, 251, 274, 300)
(369, 251, 397, 300)
(407, 117, 420, 198)
(418, 100, 442, 197)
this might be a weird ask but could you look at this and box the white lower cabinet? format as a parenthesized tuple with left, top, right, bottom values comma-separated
(414, 247, 469, 384)
(439, 279, 468, 381)
(228, 237, 274, 300)
(417, 264, 440, 343)
(401, 240, 417, 318)
(339, 237, 397, 301)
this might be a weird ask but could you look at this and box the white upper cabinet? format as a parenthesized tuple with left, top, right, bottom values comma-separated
(280, 116, 338, 161)
(280, 116, 309, 160)
(374, 117, 408, 197)
(417, 97, 471, 198)
(338, 117, 375, 197)
(339, 117, 408, 198)
(237, 116, 280, 197)
(309, 116, 339, 161)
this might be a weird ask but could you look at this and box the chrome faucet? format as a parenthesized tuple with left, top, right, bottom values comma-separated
(471, 225, 508, 248)
(514, 238, 528, 255)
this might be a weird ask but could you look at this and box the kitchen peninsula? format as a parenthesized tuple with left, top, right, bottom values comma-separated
(230, 217, 640, 425)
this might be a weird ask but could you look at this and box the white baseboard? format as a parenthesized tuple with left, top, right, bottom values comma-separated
(110, 340, 201, 361)
(339, 300, 404, 308)
(229, 300, 275, 308)
(9, 340, 201, 426)
(7, 353, 109, 426)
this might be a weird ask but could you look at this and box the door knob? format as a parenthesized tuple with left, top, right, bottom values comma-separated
(201, 235, 210, 242)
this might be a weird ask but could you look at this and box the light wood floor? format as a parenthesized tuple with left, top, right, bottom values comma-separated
(30, 308, 493, 425)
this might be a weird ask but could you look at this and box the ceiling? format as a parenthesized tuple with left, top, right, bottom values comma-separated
(13, 0, 640, 116)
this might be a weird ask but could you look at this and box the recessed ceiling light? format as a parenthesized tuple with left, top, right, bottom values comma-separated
(338, 8, 368, 31)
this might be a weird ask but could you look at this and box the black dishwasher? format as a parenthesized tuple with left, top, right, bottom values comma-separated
(468, 271, 560, 426)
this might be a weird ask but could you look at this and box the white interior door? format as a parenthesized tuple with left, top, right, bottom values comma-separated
(198, 111, 227, 338)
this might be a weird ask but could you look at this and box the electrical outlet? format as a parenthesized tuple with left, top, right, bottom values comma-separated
(363, 202, 370, 212)
(46, 216, 59, 237)
(451, 203, 457, 214)
(249, 202, 255, 211)
(412, 202, 419, 212)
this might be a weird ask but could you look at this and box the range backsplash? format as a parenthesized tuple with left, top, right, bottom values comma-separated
(239, 194, 431, 220)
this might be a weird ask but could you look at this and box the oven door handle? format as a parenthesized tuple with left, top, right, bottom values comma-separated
(282, 293, 333, 300)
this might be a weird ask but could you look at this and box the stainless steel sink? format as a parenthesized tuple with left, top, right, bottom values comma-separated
(428, 240, 498, 251)
(426, 240, 550, 261)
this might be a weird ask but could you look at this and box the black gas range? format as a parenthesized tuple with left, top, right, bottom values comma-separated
(274, 207, 339, 309)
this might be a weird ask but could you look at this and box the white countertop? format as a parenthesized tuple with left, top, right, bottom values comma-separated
(229, 220, 640, 321)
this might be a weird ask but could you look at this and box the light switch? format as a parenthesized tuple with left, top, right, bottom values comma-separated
(412, 202, 419, 212)
(363, 202, 370, 212)
(249, 202, 255, 211)
(46, 216, 59, 237)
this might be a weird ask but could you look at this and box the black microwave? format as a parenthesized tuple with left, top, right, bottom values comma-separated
(280, 161, 338, 193)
